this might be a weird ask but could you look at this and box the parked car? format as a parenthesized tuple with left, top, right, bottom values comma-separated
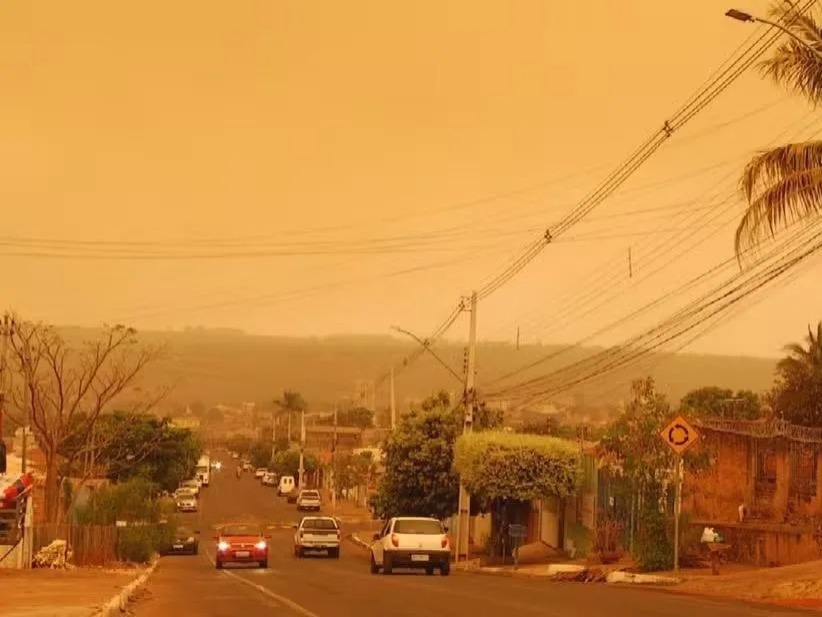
(160, 526, 200, 555)
(293, 516, 340, 558)
(278, 475, 295, 497)
(175, 489, 198, 513)
(295, 489, 321, 511)
(214, 523, 270, 569)
(254, 467, 267, 479)
(262, 472, 278, 486)
(369, 517, 450, 576)
(180, 479, 200, 496)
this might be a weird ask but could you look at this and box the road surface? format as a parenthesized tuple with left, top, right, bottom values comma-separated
(132, 457, 810, 617)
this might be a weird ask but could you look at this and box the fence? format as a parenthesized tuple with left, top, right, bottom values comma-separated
(31, 524, 118, 566)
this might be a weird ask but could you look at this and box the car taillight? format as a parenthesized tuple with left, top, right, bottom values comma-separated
(391, 533, 399, 547)
(441, 536, 449, 549)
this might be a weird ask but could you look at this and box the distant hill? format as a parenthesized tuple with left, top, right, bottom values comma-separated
(56, 327, 778, 414)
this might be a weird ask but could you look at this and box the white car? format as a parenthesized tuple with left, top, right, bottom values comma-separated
(262, 472, 278, 486)
(254, 468, 267, 479)
(369, 517, 451, 576)
(180, 480, 200, 496)
(293, 516, 340, 558)
(175, 489, 198, 513)
(295, 489, 321, 511)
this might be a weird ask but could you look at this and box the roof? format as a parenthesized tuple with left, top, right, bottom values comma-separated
(695, 418, 822, 445)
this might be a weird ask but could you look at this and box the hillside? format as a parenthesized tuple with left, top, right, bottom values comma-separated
(57, 327, 778, 414)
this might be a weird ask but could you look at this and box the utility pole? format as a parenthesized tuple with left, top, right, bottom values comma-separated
(331, 401, 338, 511)
(298, 410, 305, 488)
(389, 367, 396, 431)
(270, 408, 277, 463)
(455, 291, 477, 562)
(0, 314, 9, 455)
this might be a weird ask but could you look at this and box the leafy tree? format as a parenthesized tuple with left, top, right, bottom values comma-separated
(771, 321, 822, 426)
(599, 378, 681, 571)
(369, 403, 460, 520)
(225, 435, 253, 456)
(679, 386, 762, 420)
(369, 390, 501, 520)
(733, 1, 822, 256)
(271, 448, 318, 477)
(248, 440, 273, 468)
(334, 451, 375, 495)
(5, 319, 166, 522)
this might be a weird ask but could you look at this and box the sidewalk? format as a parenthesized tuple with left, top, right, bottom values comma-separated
(2, 565, 149, 617)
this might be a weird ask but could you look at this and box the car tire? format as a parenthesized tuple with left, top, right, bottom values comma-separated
(329, 548, 340, 559)
(382, 554, 393, 575)
(369, 553, 379, 574)
(296, 547, 304, 558)
(215, 560, 223, 570)
(440, 563, 450, 576)
(259, 560, 268, 569)
(425, 566, 434, 575)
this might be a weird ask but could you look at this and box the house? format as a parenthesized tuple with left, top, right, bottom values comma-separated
(683, 418, 822, 566)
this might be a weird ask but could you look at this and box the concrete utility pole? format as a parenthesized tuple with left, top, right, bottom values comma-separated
(455, 291, 478, 562)
(298, 410, 305, 488)
(389, 367, 397, 431)
(270, 408, 277, 463)
(331, 401, 338, 510)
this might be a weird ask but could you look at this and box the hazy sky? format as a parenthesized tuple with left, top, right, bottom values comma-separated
(2, 0, 820, 359)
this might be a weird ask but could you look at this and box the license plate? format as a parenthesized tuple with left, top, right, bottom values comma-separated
(411, 554, 429, 562)
(235, 551, 250, 558)
(173, 544, 183, 549)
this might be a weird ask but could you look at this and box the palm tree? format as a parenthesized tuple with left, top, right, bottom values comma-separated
(273, 390, 307, 442)
(776, 320, 822, 377)
(735, 0, 822, 256)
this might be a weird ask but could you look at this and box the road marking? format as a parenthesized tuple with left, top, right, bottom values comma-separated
(204, 549, 320, 617)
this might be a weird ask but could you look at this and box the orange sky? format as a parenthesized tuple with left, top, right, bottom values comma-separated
(1, 0, 820, 358)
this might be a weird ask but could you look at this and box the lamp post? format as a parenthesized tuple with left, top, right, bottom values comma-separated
(725, 8, 822, 62)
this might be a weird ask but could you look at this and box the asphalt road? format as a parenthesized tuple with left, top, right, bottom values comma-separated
(133, 456, 811, 617)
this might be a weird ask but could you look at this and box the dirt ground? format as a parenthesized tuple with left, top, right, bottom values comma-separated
(1, 566, 140, 615)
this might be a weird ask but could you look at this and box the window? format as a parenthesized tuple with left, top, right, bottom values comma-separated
(393, 519, 443, 535)
(302, 518, 337, 530)
(300, 491, 320, 498)
(790, 447, 818, 499)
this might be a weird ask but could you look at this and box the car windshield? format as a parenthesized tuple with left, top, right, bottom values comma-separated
(177, 527, 194, 536)
(221, 524, 261, 536)
(302, 518, 337, 530)
(301, 491, 320, 498)
(393, 519, 443, 535)
(177, 490, 195, 498)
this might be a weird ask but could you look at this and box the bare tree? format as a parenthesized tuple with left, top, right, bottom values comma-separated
(5, 319, 166, 523)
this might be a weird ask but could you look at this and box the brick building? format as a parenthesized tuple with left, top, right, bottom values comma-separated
(683, 418, 822, 566)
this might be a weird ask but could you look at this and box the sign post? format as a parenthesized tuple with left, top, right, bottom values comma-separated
(659, 414, 699, 576)
(508, 523, 526, 570)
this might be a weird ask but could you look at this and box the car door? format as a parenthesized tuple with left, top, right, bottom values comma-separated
(371, 519, 390, 564)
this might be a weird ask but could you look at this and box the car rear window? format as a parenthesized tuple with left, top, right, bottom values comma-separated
(222, 524, 261, 536)
(302, 518, 337, 530)
(301, 491, 320, 498)
(393, 519, 443, 535)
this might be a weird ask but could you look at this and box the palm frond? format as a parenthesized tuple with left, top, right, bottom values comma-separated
(760, 1, 822, 104)
(735, 140, 822, 255)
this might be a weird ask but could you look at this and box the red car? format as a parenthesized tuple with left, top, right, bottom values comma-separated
(214, 523, 270, 569)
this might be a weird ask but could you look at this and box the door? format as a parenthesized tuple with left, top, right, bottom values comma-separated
(372, 519, 390, 565)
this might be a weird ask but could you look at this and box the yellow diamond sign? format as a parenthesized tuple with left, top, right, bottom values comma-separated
(659, 414, 699, 456)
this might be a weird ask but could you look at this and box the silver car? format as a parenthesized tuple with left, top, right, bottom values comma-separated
(175, 489, 198, 513)
(295, 489, 321, 511)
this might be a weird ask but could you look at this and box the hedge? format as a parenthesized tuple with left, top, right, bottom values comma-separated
(454, 431, 580, 501)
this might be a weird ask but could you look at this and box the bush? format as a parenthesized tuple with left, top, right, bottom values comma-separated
(635, 505, 674, 572)
(117, 523, 175, 563)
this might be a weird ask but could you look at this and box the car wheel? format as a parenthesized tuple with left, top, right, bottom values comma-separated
(425, 566, 434, 575)
(259, 560, 268, 569)
(382, 554, 393, 575)
(369, 553, 379, 574)
(440, 563, 450, 576)
(215, 560, 223, 570)
(296, 547, 304, 558)
(329, 548, 340, 559)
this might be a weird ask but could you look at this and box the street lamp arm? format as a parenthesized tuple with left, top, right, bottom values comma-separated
(390, 325, 463, 383)
(725, 8, 822, 62)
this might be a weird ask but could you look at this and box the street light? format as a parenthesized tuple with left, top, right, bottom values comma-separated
(725, 7, 822, 62)
(390, 325, 463, 383)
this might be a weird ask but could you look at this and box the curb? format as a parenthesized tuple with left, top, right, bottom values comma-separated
(92, 558, 159, 617)
(606, 571, 681, 586)
(347, 533, 370, 551)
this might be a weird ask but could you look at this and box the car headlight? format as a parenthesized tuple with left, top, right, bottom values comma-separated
(254, 540, 267, 550)
(217, 541, 230, 551)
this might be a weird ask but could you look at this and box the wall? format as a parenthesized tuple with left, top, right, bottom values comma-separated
(690, 521, 822, 567)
